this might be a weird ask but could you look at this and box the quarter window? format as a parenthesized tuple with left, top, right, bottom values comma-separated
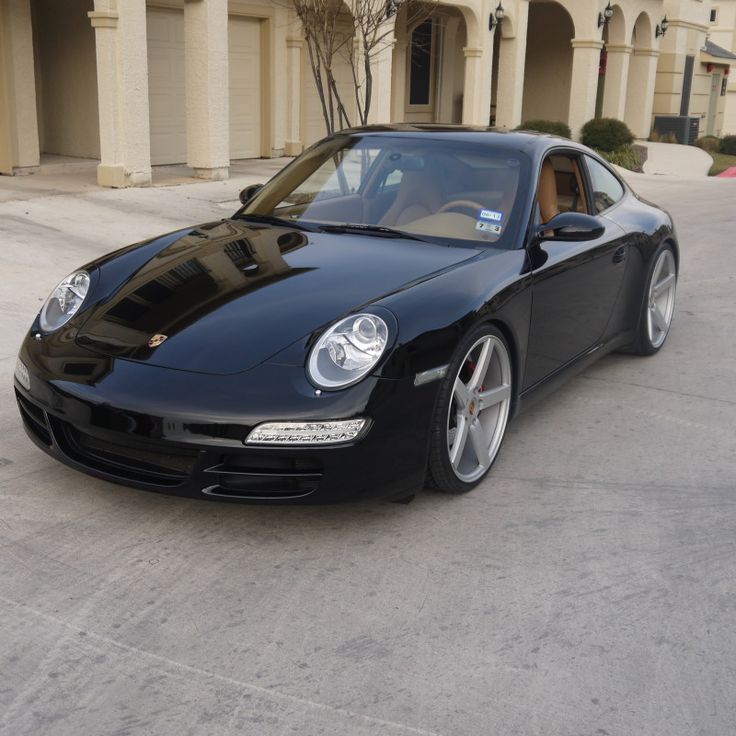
(585, 156, 625, 213)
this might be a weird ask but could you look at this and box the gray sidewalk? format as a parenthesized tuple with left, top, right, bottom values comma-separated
(639, 140, 713, 178)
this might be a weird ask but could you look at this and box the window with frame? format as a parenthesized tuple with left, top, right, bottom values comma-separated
(585, 156, 625, 213)
(710, 8, 718, 23)
(409, 20, 433, 106)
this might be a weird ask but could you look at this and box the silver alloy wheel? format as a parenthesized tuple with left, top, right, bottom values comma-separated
(647, 249, 677, 349)
(447, 334, 512, 483)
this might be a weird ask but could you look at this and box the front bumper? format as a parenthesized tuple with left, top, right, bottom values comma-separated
(15, 338, 437, 504)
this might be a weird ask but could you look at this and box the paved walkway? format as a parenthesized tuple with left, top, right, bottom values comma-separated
(639, 140, 713, 178)
(0, 156, 292, 204)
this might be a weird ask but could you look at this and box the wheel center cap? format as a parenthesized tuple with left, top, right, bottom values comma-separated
(468, 400, 477, 415)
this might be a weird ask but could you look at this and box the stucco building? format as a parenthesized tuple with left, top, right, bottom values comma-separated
(0, 0, 732, 186)
(706, 0, 736, 133)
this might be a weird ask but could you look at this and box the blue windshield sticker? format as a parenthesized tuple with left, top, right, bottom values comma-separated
(479, 209, 504, 223)
(476, 220, 502, 235)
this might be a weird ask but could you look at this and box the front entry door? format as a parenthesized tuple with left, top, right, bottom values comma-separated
(707, 72, 722, 136)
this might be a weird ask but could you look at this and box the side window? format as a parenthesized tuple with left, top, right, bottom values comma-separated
(585, 156, 625, 213)
(536, 154, 587, 224)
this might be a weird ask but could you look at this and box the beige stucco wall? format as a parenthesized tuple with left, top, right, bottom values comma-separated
(709, 0, 736, 134)
(31, 0, 100, 158)
(521, 2, 574, 125)
(0, 0, 722, 185)
(0, 1, 14, 173)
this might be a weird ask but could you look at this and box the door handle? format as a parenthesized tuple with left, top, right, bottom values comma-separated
(613, 246, 626, 264)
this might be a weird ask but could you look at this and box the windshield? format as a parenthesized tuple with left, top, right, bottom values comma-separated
(240, 135, 531, 248)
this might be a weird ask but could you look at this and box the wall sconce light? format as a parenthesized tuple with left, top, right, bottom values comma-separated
(655, 16, 669, 38)
(385, 0, 400, 20)
(598, 2, 614, 28)
(489, 2, 505, 31)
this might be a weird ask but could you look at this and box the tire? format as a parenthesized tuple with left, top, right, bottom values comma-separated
(427, 324, 513, 494)
(630, 243, 677, 356)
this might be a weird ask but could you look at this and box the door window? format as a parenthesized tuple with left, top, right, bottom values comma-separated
(537, 154, 588, 223)
(585, 156, 625, 213)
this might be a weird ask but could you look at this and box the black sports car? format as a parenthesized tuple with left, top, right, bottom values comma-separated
(14, 126, 678, 503)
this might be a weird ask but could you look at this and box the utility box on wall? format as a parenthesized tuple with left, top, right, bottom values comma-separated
(653, 115, 701, 145)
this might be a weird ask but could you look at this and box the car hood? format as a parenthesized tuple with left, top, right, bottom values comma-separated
(75, 219, 481, 375)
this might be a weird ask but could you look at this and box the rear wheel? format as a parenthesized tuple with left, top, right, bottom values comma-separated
(427, 324, 513, 494)
(631, 244, 677, 355)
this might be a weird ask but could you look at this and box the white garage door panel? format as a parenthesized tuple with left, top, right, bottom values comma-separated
(147, 9, 186, 165)
(229, 16, 261, 159)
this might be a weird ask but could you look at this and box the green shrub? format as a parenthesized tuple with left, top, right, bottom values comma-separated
(516, 120, 571, 139)
(595, 145, 642, 172)
(695, 135, 720, 153)
(581, 118, 634, 151)
(720, 135, 736, 155)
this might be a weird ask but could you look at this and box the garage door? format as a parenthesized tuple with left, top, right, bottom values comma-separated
(229, 16, 262, 159)
(147, 8, 186, 165)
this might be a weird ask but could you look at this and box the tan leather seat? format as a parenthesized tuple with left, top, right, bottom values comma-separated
(538, 159, 559, 224)
(380, 165, 444, 227)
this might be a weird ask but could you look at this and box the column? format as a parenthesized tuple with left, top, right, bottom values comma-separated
(367, 22, 396, 124)
(625, 48, 659, 139)
(495, 3, 530, 130)
(88, 0, 151, 187)
(601, 44, 632, 120)
(184, 0, 229, 180)
(1, 0, 40, 174)
(568, 38, 604, 140)
(391, 37, 408, 123)
(285, 38, 303, 155)
(437, 17, 461, 123)
(462, 34, 494, 126)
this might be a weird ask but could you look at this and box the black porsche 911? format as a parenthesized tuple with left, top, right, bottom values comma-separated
(14, 126, 678, 503)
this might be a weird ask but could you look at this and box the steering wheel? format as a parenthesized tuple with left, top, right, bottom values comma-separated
(437, 199, 485, 217)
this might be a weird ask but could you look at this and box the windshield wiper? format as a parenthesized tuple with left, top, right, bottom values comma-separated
(235, 213, 317, 232)
(318, 223, 428, 242)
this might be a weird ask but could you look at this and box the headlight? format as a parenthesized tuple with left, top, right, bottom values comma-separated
(307, 313, 389, 389)
(39, 270, 91, 333)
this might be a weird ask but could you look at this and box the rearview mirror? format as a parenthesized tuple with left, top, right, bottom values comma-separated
(239, 183, 263, 205)
(536, 212, 605, 242)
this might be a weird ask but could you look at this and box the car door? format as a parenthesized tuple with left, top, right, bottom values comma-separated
(522, 151, 628, 390)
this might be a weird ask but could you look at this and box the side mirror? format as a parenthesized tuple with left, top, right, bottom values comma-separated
(535, 212, 605, 242)
(239, 183, 263, 205)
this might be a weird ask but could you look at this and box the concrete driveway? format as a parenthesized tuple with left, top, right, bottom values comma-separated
(1, 171, 735, 736)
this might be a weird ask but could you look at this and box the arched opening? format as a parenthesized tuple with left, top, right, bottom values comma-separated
(30, 0, 100, 165)
(521, 0, 575, 126)
(395, 6, 467, 124)
(624, 12, 656, 137)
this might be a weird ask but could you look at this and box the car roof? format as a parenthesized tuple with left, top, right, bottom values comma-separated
(336, 124, 586, 156)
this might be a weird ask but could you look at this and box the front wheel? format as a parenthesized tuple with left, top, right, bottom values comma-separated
(631, 244, 677, 355)
(427, 324, 513, 494)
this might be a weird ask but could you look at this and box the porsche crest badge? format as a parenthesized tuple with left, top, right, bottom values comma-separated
(148, 334, 168, 348)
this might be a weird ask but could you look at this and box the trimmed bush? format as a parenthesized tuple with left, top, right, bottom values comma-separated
(720, 135, 736, 155)
(595, 145, 642, 172)
(648, 129, 677, 144)
(581, 118, 634, 152)
(516, 119, 571, 139)
(695, 136, 721, 153)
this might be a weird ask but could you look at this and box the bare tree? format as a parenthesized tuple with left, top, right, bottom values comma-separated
(290, 0, 435, 136)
